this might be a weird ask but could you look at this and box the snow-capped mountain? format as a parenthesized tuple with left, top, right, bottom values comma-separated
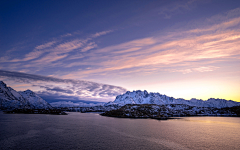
(20, 90, 52, 109)
(0, 81, 52, 110)
(113, 90, 240, 108)
(0, 81, 31, 109)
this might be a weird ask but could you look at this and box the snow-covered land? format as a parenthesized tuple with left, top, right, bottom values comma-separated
(99, 90, 240, 119)
(0, 81, 31, 109)
(20, 90, 52, 109)
(48, 90, 240, 116)
(1, 80, 240, 118)
(0, 81, 52, 110)
(113, 90, 240, 108)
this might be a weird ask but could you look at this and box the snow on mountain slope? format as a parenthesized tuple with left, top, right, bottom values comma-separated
(114, 90, 178, 105)
(0, 81, 52, 110)
(187, 98, 240, 108)
(113, 90, 240, 108)
(20, 90, 52, 109)
(0, 81, 31, 109)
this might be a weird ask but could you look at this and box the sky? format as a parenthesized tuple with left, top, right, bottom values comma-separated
(0, 0, 240, 103)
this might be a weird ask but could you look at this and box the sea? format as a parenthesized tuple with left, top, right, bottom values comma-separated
(0, 112, 239, 150)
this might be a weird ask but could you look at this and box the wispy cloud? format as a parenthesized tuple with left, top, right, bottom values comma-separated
(92, 30, 113, 38)
(0, 70, 127, 102)
(61, 14, 240, 78)
(188, 16, 240, 33)
(60, 33, 73, 37)
(81, 42, 98, 52)
(0, 30, 112, 65)
(1, 8, 240, 82)
(35, 41, 57, 50)
(167, 66, 220, 74)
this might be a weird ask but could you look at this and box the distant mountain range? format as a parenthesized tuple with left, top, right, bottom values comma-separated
(1, 81, 239, 110)
(0, 81, 52, 110)
(111, 90, 240, 108)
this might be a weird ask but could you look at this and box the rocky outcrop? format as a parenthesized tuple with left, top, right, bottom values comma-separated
(101, 104, 167, 119)
(101, 104, 240, 120)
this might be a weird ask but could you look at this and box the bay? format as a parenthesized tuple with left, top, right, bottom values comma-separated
(0, 112, 239, 150)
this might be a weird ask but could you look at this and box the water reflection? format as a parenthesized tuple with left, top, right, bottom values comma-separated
(0, 112, 239, 150)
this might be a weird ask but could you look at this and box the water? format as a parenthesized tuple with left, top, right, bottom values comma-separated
(0, 112, 239, 150)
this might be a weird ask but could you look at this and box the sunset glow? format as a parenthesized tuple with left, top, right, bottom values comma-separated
(0, 0, 239, 103)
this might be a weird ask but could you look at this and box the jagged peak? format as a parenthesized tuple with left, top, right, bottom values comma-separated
(121, 90, 159, 96)
(114, 90, 239, 108)
(0, 81, 7, 87)
(126, 91, 131, 94)
(21, 89, 37, 97)
(24, 89, 34, 93)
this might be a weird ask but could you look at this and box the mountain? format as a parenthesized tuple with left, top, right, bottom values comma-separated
(0, 81, 31, 109)
(113, 90, 240, 108)
(0, 81, 52, 110)
(20, 90, 52, 109)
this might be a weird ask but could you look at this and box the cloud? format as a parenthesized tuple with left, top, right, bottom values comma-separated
(1, 8, 240, 82)
(81, 42, 97, 52)
(92, 30, 113, 38)
(188, 16, 240, 33)
(42, 86, 74, 94)
(61, 33, 73, 37)
(1, 29, 113, 65)
(167, 66, 219, 74)
(36, 91, 102, 103)
(35, 41, 57, 50)
(0, 70, 127, 102)
(52, 39, 85, 53)
(60, 15, 240, 78)
(193, 66, 219, 72)
(32, 53, 69, 65)
(95, 37, 156, 53)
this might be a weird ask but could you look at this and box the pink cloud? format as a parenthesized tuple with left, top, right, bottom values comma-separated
(92, 30, 113, 38)
(167, 66, 219, 74)
(2, 29, 113, 64)
(95, 37, 156, 53)
(81, 42, 97, 52)
(35, 41, 57, 50)
(60, 16, 240, 78)
(33, 53, 68, 64)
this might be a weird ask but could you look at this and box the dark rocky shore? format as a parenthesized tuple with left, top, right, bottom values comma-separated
(3, 108, 67, 115)
(101, 104, 168, 120)
(100, 104, 240, 120)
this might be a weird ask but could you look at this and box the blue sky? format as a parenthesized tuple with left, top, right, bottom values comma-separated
(0, 0, 240, 103)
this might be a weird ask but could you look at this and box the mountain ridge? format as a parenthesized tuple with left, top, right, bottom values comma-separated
(112, 90, 240, 108)
(0, 81, 52, 110)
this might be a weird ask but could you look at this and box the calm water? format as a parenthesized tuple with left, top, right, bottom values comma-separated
(0, 112, 239, 150)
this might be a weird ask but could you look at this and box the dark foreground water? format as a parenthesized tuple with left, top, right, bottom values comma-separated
(0, 112, 239, 150)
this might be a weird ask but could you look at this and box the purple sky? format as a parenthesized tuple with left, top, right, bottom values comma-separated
(0, 0, 240, 103)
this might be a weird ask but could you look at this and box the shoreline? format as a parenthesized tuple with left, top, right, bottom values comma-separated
(100, 113, 240, 120)
(3, 109, 67, 115)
